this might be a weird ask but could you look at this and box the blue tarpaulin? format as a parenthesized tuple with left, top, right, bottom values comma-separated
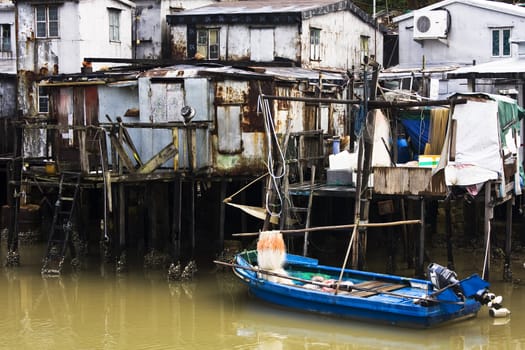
(400, 110, 431, 156)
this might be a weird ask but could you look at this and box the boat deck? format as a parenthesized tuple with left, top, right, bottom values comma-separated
(348, 280, 406, 297)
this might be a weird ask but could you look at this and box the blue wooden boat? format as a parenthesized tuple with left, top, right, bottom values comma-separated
(227, 250, 492, 328)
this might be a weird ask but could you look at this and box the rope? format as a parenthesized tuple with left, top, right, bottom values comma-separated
(222, 172, 269, 203)
(482, 220, 491, 280)
(418, 108, 426, 155)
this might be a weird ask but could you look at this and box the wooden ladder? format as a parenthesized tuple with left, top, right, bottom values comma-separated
(42, 172, 81, 275)
(280, 130, 324, 256)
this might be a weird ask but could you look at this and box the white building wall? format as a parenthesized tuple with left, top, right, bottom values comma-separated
(223, 25, 298, 61)
(274, 26, 301, 61)
(302, 11, 383, 70)
(17, 2, 81, 73)
(17, 0, 134, 75)
(397, 3, 525, 68)
(78, 0, 134, 71)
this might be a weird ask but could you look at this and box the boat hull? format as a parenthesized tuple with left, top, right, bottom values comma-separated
(232, 251, 487, 328)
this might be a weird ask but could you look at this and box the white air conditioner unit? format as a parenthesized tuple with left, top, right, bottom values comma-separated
(413, 10, 449, 40)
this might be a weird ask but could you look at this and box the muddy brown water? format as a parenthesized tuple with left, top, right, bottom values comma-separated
(1, 243, 524, 349)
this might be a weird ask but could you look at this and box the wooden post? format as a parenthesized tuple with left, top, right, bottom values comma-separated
(416, 197, 426, 278)
(116, 126, 126, 272)
(190, 179, 196, 257)
(303, 166, 316, 256)
(171, 178, 182, 261)
(445, 199, 455, 270)
(219, 181, 227, 253)
(503, 199, 513, 281)
(6, 158, 21, 267)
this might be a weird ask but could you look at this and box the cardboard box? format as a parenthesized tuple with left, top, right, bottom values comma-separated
(418, 155, 440, 168)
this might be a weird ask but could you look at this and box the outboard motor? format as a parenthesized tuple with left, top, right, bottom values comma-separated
(427, 263, 459, 290)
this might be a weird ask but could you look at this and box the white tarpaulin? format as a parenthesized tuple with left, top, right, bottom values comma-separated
(438, 98, 502, 186)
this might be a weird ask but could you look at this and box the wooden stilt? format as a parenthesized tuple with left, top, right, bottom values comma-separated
(171, 179, 182, 261)
(219, 181, 227, 253)
(445, 199, 455, 270)
(190, 179, 196, 257)
(503, 199, 513, 281)
(116, 182, 126, 272)
(302, 166, 316, 256)
(416, 197, 425, 278)
(6, 158, 21, 267)
(482, 182, 493, 281)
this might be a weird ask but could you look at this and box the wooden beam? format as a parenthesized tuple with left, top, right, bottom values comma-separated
(137, 142, 178, 174)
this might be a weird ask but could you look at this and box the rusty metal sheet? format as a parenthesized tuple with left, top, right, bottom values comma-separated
(217, 105, 242, 154)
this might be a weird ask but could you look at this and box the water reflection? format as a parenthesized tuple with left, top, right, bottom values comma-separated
(0, 244, 523, 349)
(233, 300, 491, 350)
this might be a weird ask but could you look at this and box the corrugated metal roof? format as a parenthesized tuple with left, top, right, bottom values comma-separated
(380, 63, 461, 79)
(446, 57, 525, 78)
(37, 64, 347, 86)
(140, 64, 347, 82)
(172, 0, 348, 15)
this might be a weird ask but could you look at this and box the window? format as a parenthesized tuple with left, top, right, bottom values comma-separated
(38, 86, 49, 114)
(492, 28, 511, 57)
(35, 5, 59, 38)
(196, 28, 219, 60)
(310, 28, 321, 61)
(108, 9, 120, 42)
(360, 35, 370, 64)
(0, 24, 10, 52)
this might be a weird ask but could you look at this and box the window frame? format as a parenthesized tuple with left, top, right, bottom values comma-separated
(310, 27, 321, 61)
(38, 85, 50, 114)
(196, 28, 220, 60)
(492, 28, 511, 57)
(35, 5, 59, 39)
(0, 24, 11, 52)
(108, 8, 121, 43)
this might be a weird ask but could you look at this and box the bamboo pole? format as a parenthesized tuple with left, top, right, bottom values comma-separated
(232, 219, 421, 237)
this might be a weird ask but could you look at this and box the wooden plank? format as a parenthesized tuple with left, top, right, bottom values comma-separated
(373, 166, 446, 196)
(137, 142, 178, 174)
(350, 281, 405, 297)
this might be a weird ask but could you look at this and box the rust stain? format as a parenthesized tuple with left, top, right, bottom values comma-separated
(171, 39, 187, 60)
(242, 80, 272, 132)
(228, 54, 251, 61)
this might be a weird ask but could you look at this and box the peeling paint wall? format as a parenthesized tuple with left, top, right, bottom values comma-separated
(17, 0, 134, 75)
(170, 25, 187, 59)
(135, 0, 215, 60)
(301, 11, 383, 70)
(0, 78, 16, 118)
(17, 2, 79, 74)
(170, 24, 299, 62)
(16, 0, 135, 124)
(134, 1, 163, 59)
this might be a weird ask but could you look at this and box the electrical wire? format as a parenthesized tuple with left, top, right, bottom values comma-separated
(258, 96, 286, 218)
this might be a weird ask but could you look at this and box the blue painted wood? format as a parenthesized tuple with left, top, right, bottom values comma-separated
(232, 250, 488, 328)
